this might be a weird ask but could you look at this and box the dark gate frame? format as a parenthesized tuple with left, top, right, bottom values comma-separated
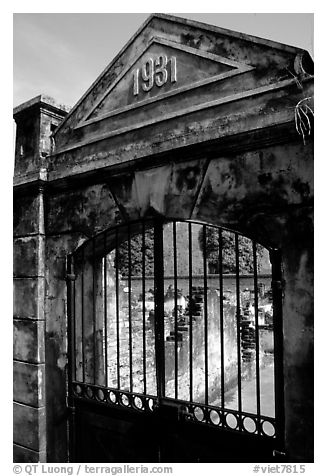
(66, 217, 285, 462)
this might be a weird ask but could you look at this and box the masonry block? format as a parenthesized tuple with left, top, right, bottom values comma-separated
(14, 193, 39, 237)
(13, 443, 46, 463)
(13, 318, 45, 363)
(14, 236, 44, 277)
(46, 183, 120, 235)
(13, 361, 45, 406)
(13, 402, 46, 451)
(13, 278, 45, 319)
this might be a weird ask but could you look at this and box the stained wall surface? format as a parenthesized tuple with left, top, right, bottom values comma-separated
(13, 14, 313, 463)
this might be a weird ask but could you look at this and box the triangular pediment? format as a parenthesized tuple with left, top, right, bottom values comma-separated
(78, 37, 253, 127)
(53, 13, 312, 154)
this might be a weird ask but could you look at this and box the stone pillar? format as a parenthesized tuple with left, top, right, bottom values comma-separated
(13, 184, 47, 462)
(282, 210, 314, 462)
(13, 96, 69, 462)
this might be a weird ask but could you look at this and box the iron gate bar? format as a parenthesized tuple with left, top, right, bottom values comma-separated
(154, 218, 165, 400)
(103, 232, 108, 387)
(173, 220, 178, 399)
(203, 225, 209, 405)
(81, 246, 85, 383)
(218, 228, 225, 409)
(188, 222, 193, 403)
(142, 221, 147, 395)
(235, 234, 242, 414)
(67, 218, 281, 446)
(67, 254, 76, 386)
(128, 223, 133, 392)
(253, 241, 261, 418)
(72, 259, 77, 383)
(115, 227, 120, 389)
(271, 249, 285, 451)
(66, 254, 76, 462)
(92, 237, 96, 385)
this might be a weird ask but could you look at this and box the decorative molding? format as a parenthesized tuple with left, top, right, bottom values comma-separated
(23, 122, 300, 193)
(75, 36, 254, 130)
(53, 78, 296, 157)
(52, 12, 306, 138)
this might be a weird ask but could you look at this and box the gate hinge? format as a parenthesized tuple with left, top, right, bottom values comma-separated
(66, 273, 76, 282)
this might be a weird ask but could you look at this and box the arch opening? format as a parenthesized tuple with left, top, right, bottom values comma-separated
(69, 218, 279, 439)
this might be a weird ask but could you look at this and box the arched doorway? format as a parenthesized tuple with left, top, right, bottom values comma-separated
(66, 218, 284, 462)
(13, 14, 313, 463)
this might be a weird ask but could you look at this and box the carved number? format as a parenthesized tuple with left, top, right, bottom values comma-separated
(133, 54, 177, 96)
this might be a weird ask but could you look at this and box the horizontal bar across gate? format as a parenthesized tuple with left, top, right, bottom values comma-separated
(67, 218, 283, 441)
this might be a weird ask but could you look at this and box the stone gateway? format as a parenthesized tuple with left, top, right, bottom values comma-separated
(13, 14, 313, 463)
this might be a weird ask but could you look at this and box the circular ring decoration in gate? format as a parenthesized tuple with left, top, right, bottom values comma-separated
(86, 386, 94, 399)
(96, 388, 105, 402)
(194, 407, 204, 422)
(243, 416, 257, 434)
(74, 384, 82, 396)
(121, 394, 130, 407)
(262, 420, 275, 437)
(133, 396, 144, 410)
(225, 413, 238, 430)
(109, 391, 117, 404)
(209, 409, 220, 426)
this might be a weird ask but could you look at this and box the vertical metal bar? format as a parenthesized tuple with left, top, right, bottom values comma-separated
(72, 265, 76, 384)
(92, 238, 96, 385)
(235, 234, 242, 414)
(154, 218, 165, 400)
(103, 232, 108, 387)
(66, 254, 76, 386)
(66, 254, 76, 462)
(142, 221, 147, 395)
(271, 249, 285, 449)
(203, 225, 208, 405)
(128, 223, 133, 393)
(219, 228, 225, 408)
(115, 228, 120, 389)
(188, 222, 193, 403)
(173, 221, 178, 399)
(81, 246, 85, 383)
(253, 241, 261, 418)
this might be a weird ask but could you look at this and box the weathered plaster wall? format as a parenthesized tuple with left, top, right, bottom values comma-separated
(40, 139, 313, 461)
(13, 14, 313, 463)
(14, 120, 313, 463)
(44, 234, 84, 461)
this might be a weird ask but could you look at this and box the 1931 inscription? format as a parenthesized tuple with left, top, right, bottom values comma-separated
(133, 54, 177, 95)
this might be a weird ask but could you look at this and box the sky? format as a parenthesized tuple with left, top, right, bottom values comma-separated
(13, 13, 314, 109)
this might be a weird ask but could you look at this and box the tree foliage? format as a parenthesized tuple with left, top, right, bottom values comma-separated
(116, 229, 154, 276)
(115, 225, 265, 277)
(198, 227, 264, 274)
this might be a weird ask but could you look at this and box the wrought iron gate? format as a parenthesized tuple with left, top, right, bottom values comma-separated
(66, 218, 284, 462)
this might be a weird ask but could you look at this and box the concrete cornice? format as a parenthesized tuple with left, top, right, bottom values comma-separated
(13, 95, 71, 119)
